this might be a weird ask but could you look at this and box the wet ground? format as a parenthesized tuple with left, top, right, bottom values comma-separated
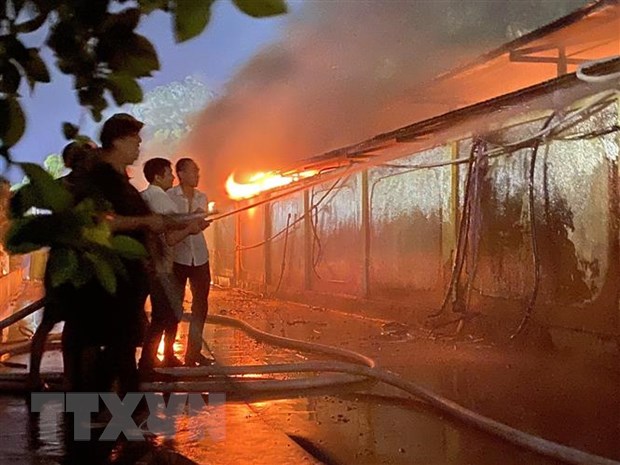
(1, 282, 619, 464)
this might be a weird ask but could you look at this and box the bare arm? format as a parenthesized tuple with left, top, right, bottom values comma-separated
(105, 213, 166, 233)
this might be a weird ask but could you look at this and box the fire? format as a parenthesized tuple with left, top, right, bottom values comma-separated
(226, 170, 318, 200)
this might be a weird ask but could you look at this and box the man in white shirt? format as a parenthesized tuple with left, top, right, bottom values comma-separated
(139, 157, 207, 370)
(167, 158, 213, 367)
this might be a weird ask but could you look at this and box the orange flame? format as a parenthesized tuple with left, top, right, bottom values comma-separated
(226, 170, 318, 200)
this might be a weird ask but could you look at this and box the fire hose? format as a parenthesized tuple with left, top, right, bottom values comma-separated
(0, 306, 619, 465)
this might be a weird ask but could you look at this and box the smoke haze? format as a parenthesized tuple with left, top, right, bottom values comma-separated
(182, 0, 587, 202)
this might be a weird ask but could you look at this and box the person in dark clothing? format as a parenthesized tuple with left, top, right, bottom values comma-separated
(60, 139, 98, 188)
(62, 113, 166, 394)
(27, 140, 98, 391)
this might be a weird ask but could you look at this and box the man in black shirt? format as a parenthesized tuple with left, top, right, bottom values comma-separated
(28, 140, 97, 390)
(64, 114, 166, 393)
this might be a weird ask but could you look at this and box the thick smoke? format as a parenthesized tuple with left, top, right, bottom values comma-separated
(182, 0, 587, 202)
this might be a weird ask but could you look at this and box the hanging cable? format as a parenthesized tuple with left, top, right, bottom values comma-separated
(552, 124, 619, 141)
(236, 213, 305, 252)
(510, 113, 557, 339)
(429, 140, 480, 318)
(236, 176, 345, 252)
(369, 92, 617, 178)
(310, 186, 324, 277)
(463, 141, 489, 316)
(309, 177, 348, 282)
(274, 213, 292, 293)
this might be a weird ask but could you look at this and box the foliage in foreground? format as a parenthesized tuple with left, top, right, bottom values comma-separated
(1, 0, 287, 292)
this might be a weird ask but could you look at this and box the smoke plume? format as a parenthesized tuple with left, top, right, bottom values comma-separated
(182, 0, 587, 202)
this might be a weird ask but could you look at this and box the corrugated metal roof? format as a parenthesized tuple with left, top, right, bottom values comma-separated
(287, 0, 619, 172)
(218, 0, 619, 209)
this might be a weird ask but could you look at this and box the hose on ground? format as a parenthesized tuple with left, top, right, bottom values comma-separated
(0, 307, 617, 465)
(204, 314, 619, 465)
(576, 56, 620, 83)
(0, 298, 45, 332)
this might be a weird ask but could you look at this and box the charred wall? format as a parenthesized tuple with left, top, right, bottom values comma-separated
(210, 95, 620, 352)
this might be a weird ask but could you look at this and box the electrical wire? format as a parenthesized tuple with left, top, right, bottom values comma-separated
(366, 91, 617, 325)
(371, 92, 617, 178)
(236, 212, 304, 252)
(552, 124, 619, 141)
(274, 213, 291, 293)
(235, 175, 346, 252)
(429, 140, 479, 318)
(463, 141, 488, 316)
(510, 113, 556, 339)
(309, 177, 349, 282)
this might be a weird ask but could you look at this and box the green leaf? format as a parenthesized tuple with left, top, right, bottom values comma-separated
(73, 197, 99, 220)
(22, 48, 51, 89)
(43, 153, 66, 179)
(138, 0, 169, 15)
(78, 87, 107, 122)
(71, 259, 93, 287)
(106, 74, 144, 105)
(74, 134, 95, 145)
(101, 8, 141, 35)
(82, 223, 112, 246)
(48, 248, 79, 287)
(94, 246, 130, 280)
(62, 122, 79, 140)
(5, 210, 85, 252)
(4, 223, 42, 253)
(100, 33, 160, 78)
(4, 217, 48, 253)
(0, 146, 11, 163)
(7, 37, 29, 65)
(85, 252, 117, 294)
(0, 97, 26, 147)
(14, 12, 49, 34)
(111, 235, 148, 259)
(9, 183, 37, 218)
(174, 0, 214, 42)
(0, 62, 21, 93)
(4, 240, 41, 254)
(232, 0, 287, 18)
(19, 162, 73, 212)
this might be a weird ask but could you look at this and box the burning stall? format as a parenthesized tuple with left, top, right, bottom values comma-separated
(210, 0, 620, 352)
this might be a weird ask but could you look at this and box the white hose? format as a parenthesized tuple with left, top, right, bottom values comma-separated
(206, 314, 376, 368)
(0, 312, 618, 464)
(576, 56, 620, 83)
(0, 298, 45, 331)
(153, 363, 618, 465)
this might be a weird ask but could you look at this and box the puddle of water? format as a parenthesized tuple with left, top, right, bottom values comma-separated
(2, 291, 619, 465)
(208, 314, 619, 465)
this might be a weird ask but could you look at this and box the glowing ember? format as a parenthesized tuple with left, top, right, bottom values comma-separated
(226, 170, 318, 200)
